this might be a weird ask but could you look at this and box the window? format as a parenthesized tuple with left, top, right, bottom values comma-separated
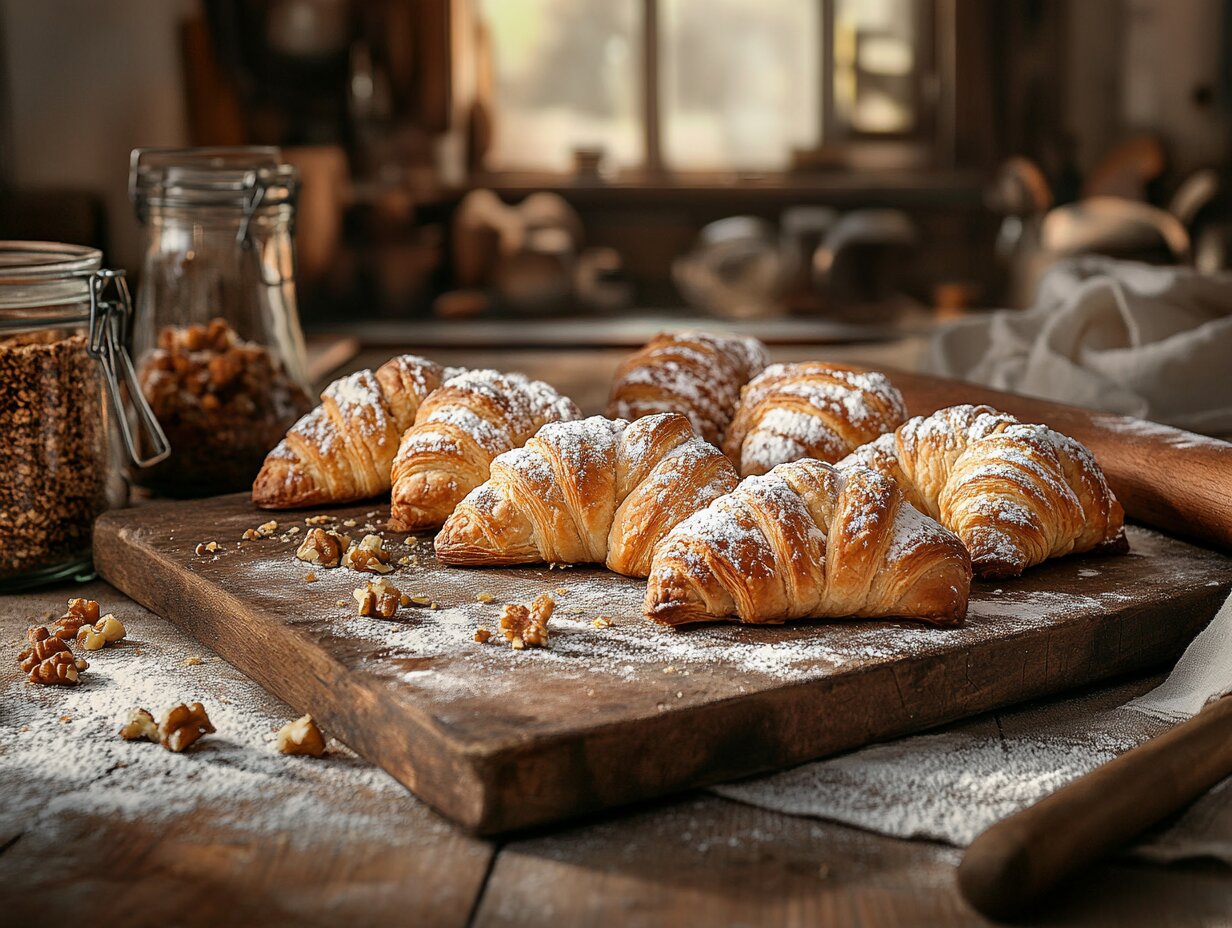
(473, 0, 937, 176)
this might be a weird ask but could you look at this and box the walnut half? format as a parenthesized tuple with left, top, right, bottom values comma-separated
(296, 528, 351, 568)
(119, 708, 159, 742)
(276, 714, 327, 757)
(342, 534, 393, 574)
(500, 594, 555, 650)
(353, 578, 401, 619)
(159, 702, 215, 752)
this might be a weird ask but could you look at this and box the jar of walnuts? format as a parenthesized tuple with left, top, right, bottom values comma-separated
(0, 242, 169, 591)
(129, 147, 314, 497)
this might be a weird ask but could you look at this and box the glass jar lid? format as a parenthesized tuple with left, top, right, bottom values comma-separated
(0, 241, 101, 318)
(129, 146, 299, 219)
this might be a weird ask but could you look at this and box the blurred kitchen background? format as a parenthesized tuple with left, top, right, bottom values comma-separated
(2, 0, 1231, 348)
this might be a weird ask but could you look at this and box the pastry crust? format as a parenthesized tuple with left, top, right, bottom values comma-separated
(388, 369, 579, 532)
(435, 412, 739, 577)
(723, 362, 907, 476)
(607, 331, 768, 444)
(645, 459, 972, 627)
(252, 355, 448, 509)
(839, 404, 1128, 578)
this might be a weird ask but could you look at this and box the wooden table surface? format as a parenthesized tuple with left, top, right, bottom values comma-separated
(3, 339, 1230, 927)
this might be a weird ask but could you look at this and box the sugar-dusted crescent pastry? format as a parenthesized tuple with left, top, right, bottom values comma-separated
(388, 369, 579, 532)
(252, 354, 452, 509)
(607, 331, 768, 444)
(722, 362, 907, 477)
(436, 412, 739, 577)
(645, 459, 971, 627)
(839, 404, 1127, 578)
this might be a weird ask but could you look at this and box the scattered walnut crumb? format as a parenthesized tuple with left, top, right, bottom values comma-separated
(474, 628, 492, 643)
(296, 528, 351, 568)
(276, 714, 327, 757)
(408, 593, 432, 606)
(286, 526, 300, 535)
(396, 555, 414, 567)
(119, 707, 159, 742)
(475, 592, 495, 604)
(242, 528, 259, 540)
(663, 666, 676, 674)
(183, 655, 203, 667)
(555, 587, 568, 595)
(499, 594, 555, 650)
(342, 518, 357, 528)
(194, 541, 219, 556)
(353, 578, 401, 619)
(335, 599, 348, 607)
(592, 616, 613, 629)
(256, 520, 278, 537)
(342, 534, 392, 574)
(159, 702, 215, 752)
(304, 515, 332, 526)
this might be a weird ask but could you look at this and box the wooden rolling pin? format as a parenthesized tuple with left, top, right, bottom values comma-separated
(877, 369, 1232, 553)
(957, 694, 1232, 920)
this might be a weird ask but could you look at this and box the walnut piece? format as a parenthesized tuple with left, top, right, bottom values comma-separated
(499, 594, 555, 650)
(353, 578, 401, 618)
(474, 628, 492, 644)
(159, 702, 215, 752)
(77, 613, 127, 651)
(26, 649, 88, 686)
(194, 541, 219, 556)
(119, 707, 159, 742)
(304, 515, 332, 526)
(276, 714, 327, 757)
(296, 528, 350, 568)
(255, 520, 278, 537)
(51, 598, 100, 641)
(592, 616, 613, 629)
(475, 592, 495, 604)
(342, 534, 393, 573)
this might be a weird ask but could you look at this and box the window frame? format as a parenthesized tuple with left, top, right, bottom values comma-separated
(472, 0, 952, 182)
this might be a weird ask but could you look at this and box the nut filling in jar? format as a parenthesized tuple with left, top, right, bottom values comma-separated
(0, 242, 169, 590)
(129, 147, 314, 496)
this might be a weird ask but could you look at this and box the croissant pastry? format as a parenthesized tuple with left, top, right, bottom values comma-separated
(839, 404, 1127, 578)
(252, 354, 451, 509)
(722, 362, 908, 476)
(436, 413, 739, 577)
(388, 369, 580, 532)
(645, 459, 971, 627)
(607, 331, 768, 444)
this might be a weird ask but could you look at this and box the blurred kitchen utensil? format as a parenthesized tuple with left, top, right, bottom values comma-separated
(813, 208, 917, 305)
(672, 215, 787, 319)
(1040, 196, 1190, 263)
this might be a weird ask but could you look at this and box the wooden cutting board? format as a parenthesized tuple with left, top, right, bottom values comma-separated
(94, 494, 1232, 835)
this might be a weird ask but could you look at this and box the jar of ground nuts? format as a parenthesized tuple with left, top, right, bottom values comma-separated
(129, 147, 314, 497)
(0, 242, 170, 591)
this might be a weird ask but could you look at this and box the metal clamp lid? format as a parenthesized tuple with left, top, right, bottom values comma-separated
(86, 269, 171, 468)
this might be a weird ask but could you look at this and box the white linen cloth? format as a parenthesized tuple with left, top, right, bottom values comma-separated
(713, 593, 1232, 863)
(930, 257, 1232, 437)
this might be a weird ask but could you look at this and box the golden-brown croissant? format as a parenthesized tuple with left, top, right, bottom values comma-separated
(839, 404, 1127, 578)
(607, 331, 768, 444)
(436, 412, 739, 577)
(645, 458, 971, 627)
(252, 354, 451, 509)
(722, 362, 907, 476)
(388, 369, 579, 532)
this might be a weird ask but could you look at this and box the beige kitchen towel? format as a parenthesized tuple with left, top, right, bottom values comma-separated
(713, 592, 1232, 864)
(930, 258, 1232, 436)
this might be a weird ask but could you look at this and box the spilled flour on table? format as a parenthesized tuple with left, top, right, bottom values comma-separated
(0, 587, 459, 853)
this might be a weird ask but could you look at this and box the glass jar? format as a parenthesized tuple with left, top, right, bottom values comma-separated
(129, 147, 314, 497)
(0, 242, 169, 591)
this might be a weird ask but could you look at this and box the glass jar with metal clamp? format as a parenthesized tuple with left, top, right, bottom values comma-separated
(0, 242, 169, 590)
(128, 147, 314, 498)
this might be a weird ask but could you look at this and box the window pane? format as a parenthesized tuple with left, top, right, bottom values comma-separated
(835, 0, 918, 134)
(477, 0, 642, 172)
(661, 0, 821, 171)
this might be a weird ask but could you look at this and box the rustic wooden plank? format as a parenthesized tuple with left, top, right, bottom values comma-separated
(94, 495, 1232, 835)
(0, 580, 493, 928)
(475, 794, 1232, 928)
